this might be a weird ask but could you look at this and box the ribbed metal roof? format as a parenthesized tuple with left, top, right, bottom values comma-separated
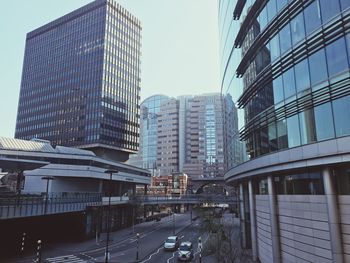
(55, 146, 95, 156)
(0, 137, 56, 153)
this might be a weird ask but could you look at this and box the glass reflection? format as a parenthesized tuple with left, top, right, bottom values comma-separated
(314, 102, 335, 141)
(333, 95, 350, 137)
(326, 37, 349, 77)
(291, 12, 306, 45)
(319, 0, 341, 23)
(299, 108, 316, 144)
(295, 59, 310, 92)
(304, 1, 322, 35)
(309, 49, 328, 85)
(287, 114, 301, 147)
(283, 67, 296, 99)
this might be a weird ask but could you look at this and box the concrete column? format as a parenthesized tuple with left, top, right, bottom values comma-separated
(239, 183, 247, 248)
(267, 175, 281, 263)
(248, 180, 258, 261)
(323, 167, 344, 263)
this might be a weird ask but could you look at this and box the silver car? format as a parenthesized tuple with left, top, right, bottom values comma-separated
(177, 241, 194, 261)
(164, 236, 179, 251)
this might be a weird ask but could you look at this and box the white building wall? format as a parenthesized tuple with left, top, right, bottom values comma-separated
(256, 195, 273, 263)
(339, 196, 350, 262)
(278, 195, 332, 263)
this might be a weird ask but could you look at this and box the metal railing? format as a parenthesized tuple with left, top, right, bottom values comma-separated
(131, 194, 236, 205)
(0, 193, 236, 219)
(0, 192, 102, 219)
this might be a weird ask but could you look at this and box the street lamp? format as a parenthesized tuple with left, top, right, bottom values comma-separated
(104, 169, 119, 263)
(136, 232, 140, 262)
(41, 176, 54, 215)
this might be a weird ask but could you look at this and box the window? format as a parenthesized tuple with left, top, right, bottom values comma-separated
(277, 119, 288, 149)
(333, 95, 350, 137)
(287, 114, 301, 147)
(267, 0, 277, 21)
(283, 67, 296, 99)
(275, 172, 324, 195)
(279, 23, 292, 54)
(294, 59, 310, 92)
(259, 7, 268, 30)
(277, 0, 288, 12)
(304, 1, 322, 35)
(270, 34, 280, 61)
(309, 48, 328, 85)
(299, 108, 316, 144)
(326, 37, 349, 77)
(340, 0, 350, 11)
(291, 12, 305, 45)
(319, 0, 341, 23)
(346, 34, 350, 65)
(314, 102, 335, 141)
(268, 122, 278, 151)
(272, 77, 284, 105)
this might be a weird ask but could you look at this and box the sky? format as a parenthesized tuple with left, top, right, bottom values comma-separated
(0, 0, 221, 138)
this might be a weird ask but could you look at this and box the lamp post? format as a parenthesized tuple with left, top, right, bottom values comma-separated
(41, 176, 54, 215)
(136, 232, 140, 262)
(173, 208, 175, 235)
(104, 169, 118, 263)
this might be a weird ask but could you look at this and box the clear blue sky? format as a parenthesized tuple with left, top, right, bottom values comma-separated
(0, 0, 220, 138)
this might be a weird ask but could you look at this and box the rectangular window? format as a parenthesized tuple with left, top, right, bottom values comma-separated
(304, 1, 322, 35)
(319, 0, 340, 23)
(291, 12, 306, 45)
(333, 95, 350, 137)
(309, 48, 328, 86)
(287, 114, 301, 147)
(279, 23, 292, 54)
(277, 119, 288, 150)
(326, 37, 349, 77)
(314, 102, 335, 141)
(299, 108, 317, 144)
(283, 67, 296, 99)
(295, 58, 310, 92)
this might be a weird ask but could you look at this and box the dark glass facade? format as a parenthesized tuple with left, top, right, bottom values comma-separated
(15, 0, 141, 159)
(219, 0, 350, 160)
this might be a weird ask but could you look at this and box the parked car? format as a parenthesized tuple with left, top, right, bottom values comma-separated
(164, 236, 179, 251)
(177, 241, 194, 261)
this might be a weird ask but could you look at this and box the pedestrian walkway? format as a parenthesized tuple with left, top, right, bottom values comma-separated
(45, 254, 87, 263)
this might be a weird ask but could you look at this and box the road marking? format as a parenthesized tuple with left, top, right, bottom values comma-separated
(141, 247, 161, 263)
(79, 252, 96, 262)
(45, 254, 87, 263)
(193, 234, 210, 257)
(167, 252, 175, 263)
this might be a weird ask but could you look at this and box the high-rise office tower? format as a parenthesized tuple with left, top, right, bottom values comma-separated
(220, 1, 350, 262)
(133, 93, 239, 179)
(182, 93, 233, 179)
(128, 95, 170, 174)
(156, 98, 180, 176)
(15, 0, 142, 161)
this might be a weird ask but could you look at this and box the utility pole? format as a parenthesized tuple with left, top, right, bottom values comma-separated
(20, 232, 26, 256)
(36, 239, 42, 263)
(136, 233, 140, 262)
(104, 169, 119, 263)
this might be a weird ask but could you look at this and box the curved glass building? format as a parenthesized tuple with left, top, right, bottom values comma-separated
(128, 94, 170, 174)
(219, 1, 350, 262)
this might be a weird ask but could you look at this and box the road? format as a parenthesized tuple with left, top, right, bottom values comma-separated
(9, 212, 210, 263)
(141, 219, 209, 263)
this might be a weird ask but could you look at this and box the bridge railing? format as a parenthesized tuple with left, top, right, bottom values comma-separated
(131, 194, 235, 204)
(0, 192, 102, 219)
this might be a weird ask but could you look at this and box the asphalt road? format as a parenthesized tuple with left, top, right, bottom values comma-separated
(140, 219, 209, 263)
(8, 212, 212, 263)
(89, 213, 196, 262)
